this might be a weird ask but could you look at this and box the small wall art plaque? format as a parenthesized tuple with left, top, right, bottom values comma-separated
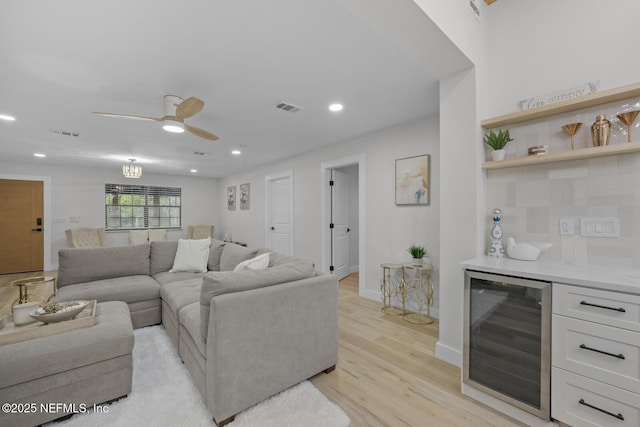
(227, 186, 236, 210)
(240, 183, 250, 210)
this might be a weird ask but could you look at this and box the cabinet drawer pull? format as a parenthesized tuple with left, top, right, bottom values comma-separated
(579, 398, 624, 421)
(580, 300, 626, 312)
(579, 344, 625, 360)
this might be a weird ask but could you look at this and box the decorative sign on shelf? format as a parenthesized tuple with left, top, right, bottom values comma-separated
(517, 80, 600, 111)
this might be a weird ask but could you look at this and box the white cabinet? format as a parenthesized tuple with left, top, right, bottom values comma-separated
(552, 283, 640, 427)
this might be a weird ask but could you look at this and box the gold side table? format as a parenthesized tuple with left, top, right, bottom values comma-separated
(401, 263, 434, 325)
(380, 263, 404, 315)
(11, 276, 57, 311)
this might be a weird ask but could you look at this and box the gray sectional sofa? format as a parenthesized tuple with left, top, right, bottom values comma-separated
(55, 240, 339, 426)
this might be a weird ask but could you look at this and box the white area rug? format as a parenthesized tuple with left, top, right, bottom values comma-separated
(49, 326, 349, 427)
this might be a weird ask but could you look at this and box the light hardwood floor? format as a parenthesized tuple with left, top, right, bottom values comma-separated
(0, 271, 525, 426)
(311, 273, 525, 427)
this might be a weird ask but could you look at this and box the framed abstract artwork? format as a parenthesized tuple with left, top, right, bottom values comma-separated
(395, 154, 430, 205)
(239, 183, 250, 210)
(227, 186, 236, 210)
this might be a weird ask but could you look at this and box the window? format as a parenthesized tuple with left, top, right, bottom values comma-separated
(105, 184, 181, 230)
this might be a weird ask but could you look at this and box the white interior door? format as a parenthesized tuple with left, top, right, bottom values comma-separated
(265, 171, 293, 256)
(331, 169, 350, 280)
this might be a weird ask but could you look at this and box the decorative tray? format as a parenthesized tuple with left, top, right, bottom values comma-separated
(0, 300, 97, 346)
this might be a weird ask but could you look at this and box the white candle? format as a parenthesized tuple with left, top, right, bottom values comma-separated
(13, 302, 40, 326)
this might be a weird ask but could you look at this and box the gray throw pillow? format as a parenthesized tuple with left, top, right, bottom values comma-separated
(219, 243, 259, 271)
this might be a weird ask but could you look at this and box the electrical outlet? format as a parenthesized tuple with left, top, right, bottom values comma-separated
(559, 218, 574, 235)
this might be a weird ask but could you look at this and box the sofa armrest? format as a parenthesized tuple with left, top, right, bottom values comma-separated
(205, 274, 338, 423)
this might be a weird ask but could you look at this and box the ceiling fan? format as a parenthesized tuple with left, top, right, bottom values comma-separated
(93, 95, 219, 141)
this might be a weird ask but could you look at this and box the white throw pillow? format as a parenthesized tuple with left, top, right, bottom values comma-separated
(233, 252, 270, 272)
(170, 238, 211, 273)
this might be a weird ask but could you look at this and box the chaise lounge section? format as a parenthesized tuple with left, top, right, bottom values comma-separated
(53, 239, 338, 426)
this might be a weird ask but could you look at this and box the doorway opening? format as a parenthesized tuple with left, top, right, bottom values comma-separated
(320, 154, 366, 296)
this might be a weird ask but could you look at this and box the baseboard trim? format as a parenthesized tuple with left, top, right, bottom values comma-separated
(435, 341, 462, 367)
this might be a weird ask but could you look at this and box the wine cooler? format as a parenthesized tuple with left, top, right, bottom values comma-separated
(463, 270, 551, 421)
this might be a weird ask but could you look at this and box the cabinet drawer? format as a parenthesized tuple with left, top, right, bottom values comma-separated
(553, 283, 640, 332)
(552, 367, 640, 427)
(553, 315, 640, 394)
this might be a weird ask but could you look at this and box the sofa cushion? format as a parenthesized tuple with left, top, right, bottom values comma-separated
(160, 278, 203, 320)
(233, 252, 270, 272)
(171, 238, 211, 273)
(153, 271, 204, 286)
(150, 240, 179, 276)
(179, 302, 206, 359)
(199, 259, 315, 342)
(56, 275, 160, 304)
(219, 243, 259, 271)
(57, 244, 150, 287)
(207, 239, 226, 271)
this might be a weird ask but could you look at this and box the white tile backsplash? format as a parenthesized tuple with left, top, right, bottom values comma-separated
(487, 153, 640, 268)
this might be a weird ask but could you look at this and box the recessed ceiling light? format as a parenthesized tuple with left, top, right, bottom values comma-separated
(0, 114, 16, 121)
(34, 153, 46, 158)
(190, 169, 198, 173)
(329, 103, 343, 112)
(231, 149, 242, 155)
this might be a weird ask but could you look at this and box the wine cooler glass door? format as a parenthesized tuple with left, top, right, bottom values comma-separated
(463, 270, 551, 421)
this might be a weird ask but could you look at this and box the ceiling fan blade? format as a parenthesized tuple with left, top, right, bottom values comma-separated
(185, 124, 219, 141)
(93, 112, 162, 121)
(176, 97, 204, 119)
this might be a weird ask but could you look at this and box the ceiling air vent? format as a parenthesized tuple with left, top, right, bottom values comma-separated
(274, 101, 303, 113)
(50, 129, 81, 138)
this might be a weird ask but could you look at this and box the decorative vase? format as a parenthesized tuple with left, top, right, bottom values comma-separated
(488, 208, 505, 258)
(591, 115, 611, 147)
(491, 149, 506, 161)
(412, 257, 423, 266)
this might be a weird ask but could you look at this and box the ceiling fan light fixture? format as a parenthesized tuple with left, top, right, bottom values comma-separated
(162, 119, 185, 133)
(123, 159, 142, 178)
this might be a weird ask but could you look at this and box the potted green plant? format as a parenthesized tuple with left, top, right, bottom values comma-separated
(407, 245, 429, 266)
(483, 129, 513, 161)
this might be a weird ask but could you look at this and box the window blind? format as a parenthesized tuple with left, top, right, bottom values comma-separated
(105, 183, 182, 230)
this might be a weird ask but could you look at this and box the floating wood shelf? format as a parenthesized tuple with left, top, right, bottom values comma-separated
(482, 142, 640, 170)
(482, 82, 640, 130)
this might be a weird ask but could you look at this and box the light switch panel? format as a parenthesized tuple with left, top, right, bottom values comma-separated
(580, 217, 620, 237)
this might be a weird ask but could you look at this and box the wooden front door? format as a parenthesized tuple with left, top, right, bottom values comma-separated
(0, 179, 44, 273)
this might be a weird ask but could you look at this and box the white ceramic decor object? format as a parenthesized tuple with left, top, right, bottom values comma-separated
(506, 237, 553, 261)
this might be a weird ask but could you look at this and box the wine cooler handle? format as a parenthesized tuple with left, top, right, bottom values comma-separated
(579, 344, 625, 360)
(580, 300, 625, 313)
(579, 399, 624, 421)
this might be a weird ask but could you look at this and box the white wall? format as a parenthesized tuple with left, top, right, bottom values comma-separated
(217, 115, 441, 314)
(484, 0, 640, 116)
(0, 161, 219, 269)
(423, 0, 640, 366)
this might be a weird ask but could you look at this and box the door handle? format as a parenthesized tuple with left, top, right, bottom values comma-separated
(270, 226, 275, 231)
(32, 228, 42, 232)
(347, 228, 350, 232)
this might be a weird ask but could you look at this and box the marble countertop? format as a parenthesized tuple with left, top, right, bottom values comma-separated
(461, 256, 640, 295)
